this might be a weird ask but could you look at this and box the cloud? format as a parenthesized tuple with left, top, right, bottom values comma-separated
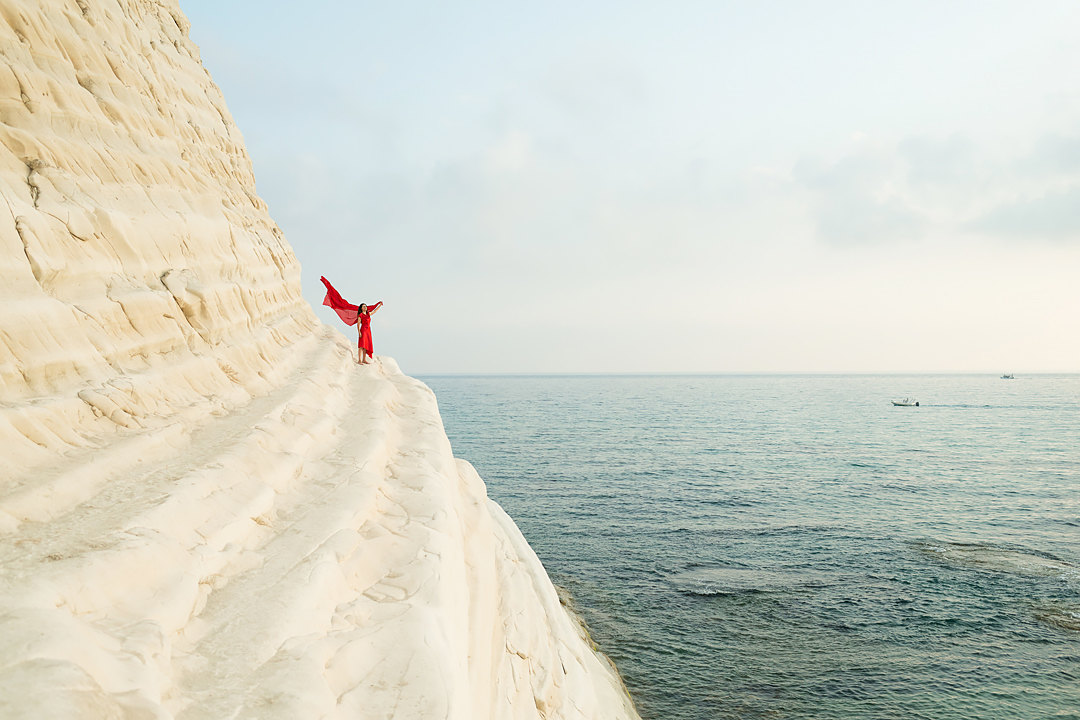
(898, 134, 975, 185)
(794, 145, 928, 245)
(543, 58, 648, 123)
(795, 130, 1080, 246)
(814, 195, 927, 246)
(969, 185, 1080, 240)
(485, 131, 534, 173)
(969, 132, 1080, 241)
(1025, 133, 1080, 174)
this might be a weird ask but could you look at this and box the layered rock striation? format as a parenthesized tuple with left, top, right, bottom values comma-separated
(0, 1, 639, 718)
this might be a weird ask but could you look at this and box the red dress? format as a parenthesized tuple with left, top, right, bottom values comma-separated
(358, 310, 374, 353)
(357, 302, 382, 353)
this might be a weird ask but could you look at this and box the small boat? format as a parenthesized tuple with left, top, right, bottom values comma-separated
(1001, 373, 1014, 379)
(892, 398, 919, 407)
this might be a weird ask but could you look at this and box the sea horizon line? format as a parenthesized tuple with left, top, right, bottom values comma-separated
(414, 370, 1079, 378)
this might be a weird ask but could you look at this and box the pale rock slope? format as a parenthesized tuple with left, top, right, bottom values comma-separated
(0, 1, 640, 718)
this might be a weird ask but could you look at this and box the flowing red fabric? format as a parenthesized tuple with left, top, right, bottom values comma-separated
(320, 276, 358, 326)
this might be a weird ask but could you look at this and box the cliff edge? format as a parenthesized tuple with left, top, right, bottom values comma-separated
(0, 1, 639, 718)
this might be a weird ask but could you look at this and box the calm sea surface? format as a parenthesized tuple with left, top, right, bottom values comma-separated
(420, 374, 1080, 720)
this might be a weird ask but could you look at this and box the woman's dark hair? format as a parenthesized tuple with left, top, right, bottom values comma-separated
(359, 303, 367, 312)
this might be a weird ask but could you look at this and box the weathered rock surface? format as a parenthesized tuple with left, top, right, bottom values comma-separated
(0, 2, 639, 718)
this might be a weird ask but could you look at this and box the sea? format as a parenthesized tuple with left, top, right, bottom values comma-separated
(420, 374, 1080, 720)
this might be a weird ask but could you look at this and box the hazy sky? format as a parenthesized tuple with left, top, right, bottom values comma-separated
(180, 1, 1080, 374)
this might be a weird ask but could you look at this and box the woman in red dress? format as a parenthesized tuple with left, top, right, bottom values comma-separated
(319, 276, 383, 364)
(356, 301, 382, 364)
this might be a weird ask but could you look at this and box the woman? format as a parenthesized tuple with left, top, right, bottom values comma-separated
(319, 276, 383, 365)
(356, 301, 382, 364)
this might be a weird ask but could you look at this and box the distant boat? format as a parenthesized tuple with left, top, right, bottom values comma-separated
(892, 398, 920, 407)
(1001, 373, 1015, 379)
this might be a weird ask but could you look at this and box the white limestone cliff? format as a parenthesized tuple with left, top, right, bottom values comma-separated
(0, 1, 640, 718)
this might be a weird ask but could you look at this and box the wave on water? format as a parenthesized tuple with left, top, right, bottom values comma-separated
(922, 403, 1060, 411)
(915, 540, 1080, 583)
(669, 566, 830, 597)
(1033, 604, 1080, 632)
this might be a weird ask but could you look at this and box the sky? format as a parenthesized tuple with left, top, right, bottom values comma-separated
(180, 1, 1080, 374)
